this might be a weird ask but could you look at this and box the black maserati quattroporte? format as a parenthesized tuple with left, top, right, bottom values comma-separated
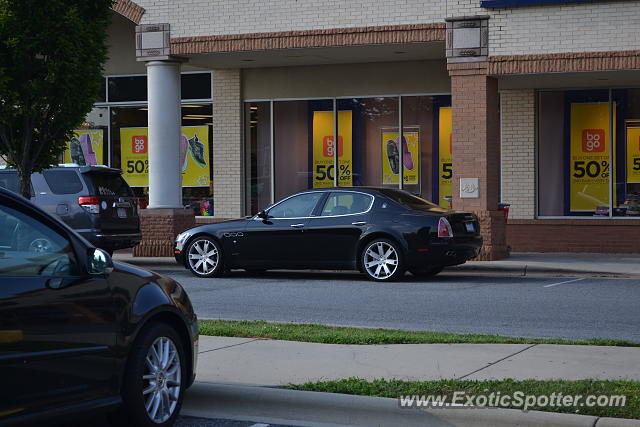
(175, 188, 482, 281)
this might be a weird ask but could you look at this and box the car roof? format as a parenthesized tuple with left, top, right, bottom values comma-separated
(0, 165, 122, 174)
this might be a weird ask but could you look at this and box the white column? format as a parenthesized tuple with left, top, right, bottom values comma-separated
(146, 60, 182, 209)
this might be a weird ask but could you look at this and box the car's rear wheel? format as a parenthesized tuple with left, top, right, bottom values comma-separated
(410, 266, 444, 278)
(361, 238, 405, 282)
(186, 236, 223, 277)
(110, 323, 185, 427)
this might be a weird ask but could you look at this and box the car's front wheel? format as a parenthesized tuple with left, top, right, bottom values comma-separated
(110, 323, 186, 427)
(186, 236, 224, 277)
(361, 238, 405, 282)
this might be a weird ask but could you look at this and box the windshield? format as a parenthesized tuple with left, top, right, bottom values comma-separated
(378, 189, 442, 211)
(85, 172, 134, 197)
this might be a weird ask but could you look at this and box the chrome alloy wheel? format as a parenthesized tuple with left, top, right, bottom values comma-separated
(363, 241, 399, 280)
(188, 239, 218, 275)
(29, 238, 52, 253)
(143, 337, 181, 424)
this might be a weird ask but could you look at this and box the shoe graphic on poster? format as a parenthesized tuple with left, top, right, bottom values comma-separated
(180, 135, 189, 172)
(79, 133, 98, 165)
(386, 139, 399, 175)
(69, 137, 87, 166)
(400, 136, 414, 171)
(188, 134, 207, 168)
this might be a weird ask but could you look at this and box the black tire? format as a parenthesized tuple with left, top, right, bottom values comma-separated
(410, 266, 444, 278)
(360, 238, 405, 282)
(109, 323, 186, 427)
(185, 236, 224, 278)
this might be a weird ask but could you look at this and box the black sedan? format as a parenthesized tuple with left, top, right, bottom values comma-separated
(175, 188, 482, 281)
(0, 187, 198, 427)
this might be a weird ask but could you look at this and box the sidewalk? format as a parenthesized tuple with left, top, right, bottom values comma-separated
(113, 251, 640, 278)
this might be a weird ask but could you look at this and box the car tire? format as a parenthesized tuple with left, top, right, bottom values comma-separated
(109, 323, 186, 427)
(185, 236, 224, 278)
(410, 266, 444, 278)
(360, 238, 405, 282)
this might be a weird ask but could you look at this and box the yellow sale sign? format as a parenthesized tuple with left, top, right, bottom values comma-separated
(627, 127, 640, 183)
(64, 129, 104, 166)
(312, 111, 353, 188)
(438, 107, 453, 207)
(569, 103, 616, 212)
(381, 129, 419, 185)
(120, 126, 210, 187)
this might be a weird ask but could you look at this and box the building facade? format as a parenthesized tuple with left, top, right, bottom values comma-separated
(98, 0, 640, 256)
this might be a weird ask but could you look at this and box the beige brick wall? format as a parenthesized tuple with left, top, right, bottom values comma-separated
(212, 69, 243, 219)
(500, 89, 535, 220)
(137, 0, 482, 37)
(489, 1, 640, 56)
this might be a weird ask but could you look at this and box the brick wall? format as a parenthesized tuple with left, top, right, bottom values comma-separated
(212, 69, 243, 219)
(508, 219, 640, 253)
(500, 89, 535, 220)
(133, 208, 195, 257)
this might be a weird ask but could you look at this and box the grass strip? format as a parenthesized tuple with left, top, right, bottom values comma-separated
(199, 319, 640, 347)
(286, 378, 640, 419)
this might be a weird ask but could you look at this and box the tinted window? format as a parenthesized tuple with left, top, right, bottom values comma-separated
(0, 204, 79, 276)
(108, 76, 147, 102)
(379, 189, 440, 211)
(181, 73, 211, 99)
(42, 170, 83, 195)
(321, 192, 372, 216)
(0, 172, 35, 197)
(86, 173, 133, 197)
(268, 193, 323, 218)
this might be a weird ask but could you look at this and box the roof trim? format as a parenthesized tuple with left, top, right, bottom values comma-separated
(111, 0, 145, 25)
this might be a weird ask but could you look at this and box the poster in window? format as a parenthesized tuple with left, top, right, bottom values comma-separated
(438, 107, 453, 207)
(381, 128, 419, 185)
(120, 126, 210, 188)
(63, 129, 104, 166)
(312, 111, 353, 188)
(626, 126, 640, 184)
(569, 103, 616, 212)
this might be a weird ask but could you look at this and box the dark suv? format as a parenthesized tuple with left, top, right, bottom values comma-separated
(0, 165, 141, 254)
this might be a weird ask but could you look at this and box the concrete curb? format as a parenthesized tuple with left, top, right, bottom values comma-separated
(449, 263, 636, 278)
(181, 382, 639, 427)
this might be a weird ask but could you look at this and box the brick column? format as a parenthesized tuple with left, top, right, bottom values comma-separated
(133, 208, 195, 257)
(212, 69, 243, 219)
(449, 61, 508, 260)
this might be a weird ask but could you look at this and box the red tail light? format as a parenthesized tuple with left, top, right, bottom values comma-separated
(78, 196, 100, 214)
(437, 217, 454, 238)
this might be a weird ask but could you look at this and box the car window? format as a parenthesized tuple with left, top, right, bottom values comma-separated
(321, 192, 372, 216)
(378, 188, 440, 211)
(0, 172, 34, 196)
(86, 172, 134, 197)
(268, 192, 324, 218)
(42, 170, 84, 195)
(0, 204, 79, 276)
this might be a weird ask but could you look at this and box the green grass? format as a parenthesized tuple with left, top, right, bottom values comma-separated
(286, 378, 640, 419)
(199, 319, 640, 347)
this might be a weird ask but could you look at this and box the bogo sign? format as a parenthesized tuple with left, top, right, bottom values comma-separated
(581, 129, 605, 153)
(323, 136, 344, 158)
(132, 135, 148, 154)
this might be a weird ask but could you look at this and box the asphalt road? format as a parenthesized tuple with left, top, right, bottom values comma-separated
(161, 268, 640, 342)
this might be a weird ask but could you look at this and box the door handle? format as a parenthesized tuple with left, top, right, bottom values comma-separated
(352, 221, 367, 226)
(290, 223, 305, 228)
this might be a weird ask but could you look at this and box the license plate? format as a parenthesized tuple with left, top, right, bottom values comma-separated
(465, 222, 475, 232)
(117, 208, 127, 218)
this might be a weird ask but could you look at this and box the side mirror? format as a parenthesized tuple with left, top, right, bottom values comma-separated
(87, 248, 114, 275)
(257, 210, 269, 219)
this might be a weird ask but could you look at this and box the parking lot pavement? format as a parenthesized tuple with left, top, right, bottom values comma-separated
(161, 269, 640, 342)
(176, 416, 295, 427)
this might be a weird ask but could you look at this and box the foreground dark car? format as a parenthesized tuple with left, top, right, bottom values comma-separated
(175, 187, 482, 281)
(0, 188, 198, 427)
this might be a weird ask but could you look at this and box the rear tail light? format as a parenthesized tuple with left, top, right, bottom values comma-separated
(78, 196, 100, 214)
(437, 217, 454, 238)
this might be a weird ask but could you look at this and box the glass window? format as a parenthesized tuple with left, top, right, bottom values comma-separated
(107, 76, 147, 102)
(378, 188, 440, 211)
(181, 73, 211, 100)
(245, 102, 272, 215)
(0, 204, 79, 276)
(0, 172, 34, 197)
(42, 170, 84, 195)
(321, 192, 372, 216)
(85, 172, 133, 197)
(267, 192, 323, 218)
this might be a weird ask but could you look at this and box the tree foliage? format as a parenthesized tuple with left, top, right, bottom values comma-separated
(0, 0, 112, 197)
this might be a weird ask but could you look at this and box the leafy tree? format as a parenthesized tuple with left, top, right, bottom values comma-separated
(0, 0, 112, 198)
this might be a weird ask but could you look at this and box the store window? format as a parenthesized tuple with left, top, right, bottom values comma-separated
(244, 95, 451, 215)
(538, 89, 639, 217)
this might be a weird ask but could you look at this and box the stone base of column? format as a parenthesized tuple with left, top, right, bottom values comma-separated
(133, 208, 195, 257)
(473, 210, 510, 261)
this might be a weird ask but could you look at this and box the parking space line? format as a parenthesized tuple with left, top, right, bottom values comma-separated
(250, 424, 270, 427)
(543, 278, 586, 288)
